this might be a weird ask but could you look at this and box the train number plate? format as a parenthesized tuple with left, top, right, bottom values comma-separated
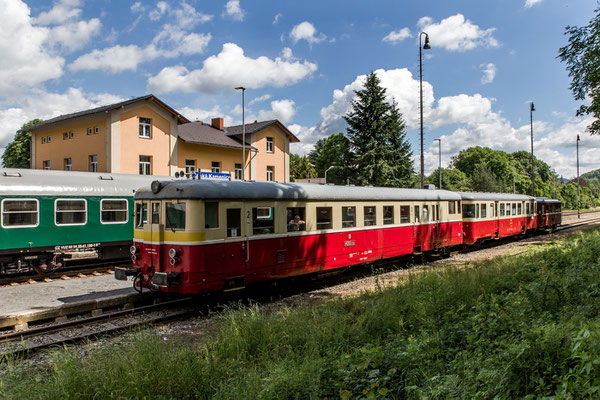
(344, 240, 356, 247)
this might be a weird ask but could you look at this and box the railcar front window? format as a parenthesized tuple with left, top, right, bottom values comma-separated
(151, 202, 160, 224)
(342, 206, 356, 228)
(287, 207, 306, 232)
(55, 200, 87, 225)
(462, 204, 476, 218)
(400, 206, 410, 223)
(166, 203, 186, 230)
(2, 200, 38, 227)
(101, 199, 128, 223)
(316, 207, 332, 230)
(253, 207, 274, 234)
(135, 203, 147, 228)
(364, 206, 376, 226)
(205, 202, 219, 229)
(449, 201, 456, 215)
(383, 206, 394, 225)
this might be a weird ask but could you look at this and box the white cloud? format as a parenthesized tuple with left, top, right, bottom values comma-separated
(248, 94, 272, 105)
(480, 63, 496, 84)
(273, 13, 282, 24)
(149, 1, 168, 21)
(257, 99, 296, 123)
(525, 0, 544, 8)
(131, 2, 144, 13)
(46, 18, 101, 52)
(33, 0, 81, 25)
(382, 28, 411, 44)
(417, 14, 499, 51)
(147, 43, 317, 94)
(171, 2, 212, 27)
(290, 21, 326, 45)
(222, 0, 245, 21)
(0, 0, 65, 95)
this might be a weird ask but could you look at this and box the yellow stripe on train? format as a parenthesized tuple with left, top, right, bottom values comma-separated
(133, 230, 206, 243)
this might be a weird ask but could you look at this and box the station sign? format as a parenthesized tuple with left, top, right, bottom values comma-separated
(199, 171, 231, 181)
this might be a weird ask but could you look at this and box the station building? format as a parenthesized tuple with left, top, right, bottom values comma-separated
(28, 94, 299, 182)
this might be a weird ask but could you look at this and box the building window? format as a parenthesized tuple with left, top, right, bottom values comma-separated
(94, 126, 99, 134)
(185, 160, 196, 176)
(89, 155, 98, 172)
(235, 163, 243, 180)
(55, 199, 87, 226)
(87, 127, 93, 135)
(64, 158, 72, 171)
(266, 166, 274, 181)
(342, 206, 356, 228)
(63, 132, 68, 140)
(101, 199, 128, 224)
(139, 117, 151, 138)
(43, 160, 50, 170)
(69, 131, 74, 139)
(1, 199, 39, 228)
(139, 155, 151, 175)
(211, 161, 221, 173)
(41, 137, 46, 144)
(47, 136, 51, 143)
(266, 137, 274, 153)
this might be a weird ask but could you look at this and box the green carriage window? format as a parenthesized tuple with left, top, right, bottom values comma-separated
(135, 202, 147, 228)
(55, 199, 86, 225)
(1, 199, 38, 227)
(253, 207, 274, 235)
(165, 203, 186, 230)
(101, 199, 128, 223)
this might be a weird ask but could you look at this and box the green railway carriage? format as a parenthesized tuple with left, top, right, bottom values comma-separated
(0, 169, 170, 275)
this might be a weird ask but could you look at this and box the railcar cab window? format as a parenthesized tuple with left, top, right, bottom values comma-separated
(253, 207, 274, 234)
(422, 206, 429, 223)
(415, 206, 420, 223)
(227, 208, 241, 237)
(383, 206, 394, 225)
(364, 206, 376, 226)
(512, 203, 517, 216)
(151, 203, 160, 224)
(481, 204, 487, 218)
(55, 199, 87, 225)
(490, 203, 495, 218)
(135, 203, 147, 228)
(205, 202, 219, 229)
(1, 199, 38, 228)
(342, 206, 356, 228)
(449, 201, 456, 215)
(400, 206, 410, 223)
(316, 207, 332, 230)
(101, 199, 128, 224)
(462, 204, 476, 218)
(166, 203, 186, 230)
(287, 207, 306, 232)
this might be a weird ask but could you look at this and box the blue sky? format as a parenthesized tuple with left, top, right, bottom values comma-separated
(0, 0, 598, 179)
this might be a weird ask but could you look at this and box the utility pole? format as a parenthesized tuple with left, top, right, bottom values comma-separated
(577, 134, 581, 219)
(530, 102, 535, 197)
(235, 86, 246, 180)
(512, 158, 515, 194)
(434, 138, 441, 189)
(419, 32, 430, 189)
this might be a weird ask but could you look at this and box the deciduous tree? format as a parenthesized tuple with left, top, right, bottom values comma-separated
(290, 154, 318, 182)
(1, 119, 41, 168)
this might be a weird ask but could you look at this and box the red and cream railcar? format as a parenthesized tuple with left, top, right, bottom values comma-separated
(119, 180, 463, 294)
(535, 197, 561, 231)
(458, 192, 535, 245)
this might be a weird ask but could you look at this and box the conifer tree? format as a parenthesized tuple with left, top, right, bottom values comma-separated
(343, 72, 414, 187)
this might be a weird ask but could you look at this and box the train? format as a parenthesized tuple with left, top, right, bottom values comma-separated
(0, 168, 170, 275)
(116, 179, 562, 295)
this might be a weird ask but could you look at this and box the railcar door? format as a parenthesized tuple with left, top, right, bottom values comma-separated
(146, 201, 164, 273)
(222, 204, 246, 290)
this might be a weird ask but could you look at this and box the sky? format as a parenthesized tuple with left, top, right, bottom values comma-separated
(0, 0, 598, 179)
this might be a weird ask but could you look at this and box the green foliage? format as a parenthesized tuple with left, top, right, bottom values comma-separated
(307, 132, 353, 185)
(344, 72, 414, 187)
(471, 163, 505, 192)
(289, 154, 317, 182)
(558, 6, 600, 135)
(425, 167, 471, 191)
(5, 229, 600, 398)
(1, 119, 41, 168)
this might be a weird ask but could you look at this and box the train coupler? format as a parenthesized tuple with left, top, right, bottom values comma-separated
(115, 267, 140, 281)
(151, 271, 181, 287)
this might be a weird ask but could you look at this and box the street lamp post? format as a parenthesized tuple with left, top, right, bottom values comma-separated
(324, 165, 335, 184)
(419, 32, 430, 189)
(577, 134, 581, 219)
(235, 86, 246, 180)
(434, 138, 441, 189)
(512, 158, 516, 194)
(530, 102, 535, 197)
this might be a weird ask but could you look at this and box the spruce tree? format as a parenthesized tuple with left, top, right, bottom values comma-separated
(343, 72, 414, 187)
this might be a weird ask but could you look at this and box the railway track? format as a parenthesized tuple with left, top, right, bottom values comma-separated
(0, 264, 123, 287)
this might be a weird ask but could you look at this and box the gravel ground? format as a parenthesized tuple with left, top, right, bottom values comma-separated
(6, 212, 600, 371)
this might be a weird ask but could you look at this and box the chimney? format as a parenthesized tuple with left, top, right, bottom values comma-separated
(211, 118, 224, 130)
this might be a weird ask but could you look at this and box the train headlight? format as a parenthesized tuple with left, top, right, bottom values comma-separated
(169, 257, 179, 266)
(168, 248, 179, 258)
(130, 245, 138, 255)
(131, 255, 137, 262)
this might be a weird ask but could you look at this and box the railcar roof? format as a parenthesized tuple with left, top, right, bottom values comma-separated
(135, 179, 463, 201)
(536, 197, 562, 204)
(0, 168, 173, 197)
(458, 191, 535, 201)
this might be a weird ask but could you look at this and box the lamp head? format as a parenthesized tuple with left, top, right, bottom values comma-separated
(530, 102, 535, 112)
(423, 34, 431, 50)
(235, 86, 245, 91)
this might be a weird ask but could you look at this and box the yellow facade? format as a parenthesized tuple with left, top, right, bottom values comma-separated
(177, 141, 251, 178)
(252, 125, 288, 182)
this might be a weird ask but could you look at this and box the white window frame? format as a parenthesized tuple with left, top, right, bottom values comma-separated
(43, 160, 50, 170)
(54, 198, 87, 226)
(185, 160, 196, 176)
(63, 132, 68, 140)
(69, 131, 74, 139)
(47, 136, 52, 143)
(211, 161, 221, 173)
(256, 207, 272, 219)
(89, 155, 98, 172)
(100, 198, 129, 225)
(235, 163, 243, 180)
(139, 117, 152, 138)
(94, 126, 99, 134)
(1, 198, 39, 229)
(266, 137, 274, 153)
(266, 166, 274, 181)
(64, 158, 72, 171)
(139, 155, 152, 175)
(41, 136, 46, 144)
(87, 127, 93, 135)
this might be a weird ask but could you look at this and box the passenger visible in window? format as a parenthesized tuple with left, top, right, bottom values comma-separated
(288, 215, 306, 231)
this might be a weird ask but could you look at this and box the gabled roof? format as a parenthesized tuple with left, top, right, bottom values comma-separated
(178, 122, 256, 150)
(225, 120, 300, 143)
(27, 94, 190, 131)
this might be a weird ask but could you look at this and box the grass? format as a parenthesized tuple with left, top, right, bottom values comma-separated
(3, 228, 600, 398)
